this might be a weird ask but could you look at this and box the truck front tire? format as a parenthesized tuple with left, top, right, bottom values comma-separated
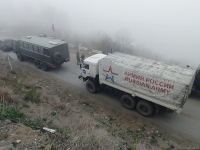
(120, 95, 136, 110)
(53, 52, 64, 65)
(136, 100, 154, 117)
(86, 80, 98, 93)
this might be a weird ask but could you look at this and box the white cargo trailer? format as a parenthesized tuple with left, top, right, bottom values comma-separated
(79, 52, 196, 116)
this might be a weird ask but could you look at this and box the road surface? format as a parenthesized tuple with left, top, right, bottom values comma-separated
(7, 51, 200, 144)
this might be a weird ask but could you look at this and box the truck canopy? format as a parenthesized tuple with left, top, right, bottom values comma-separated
(99, 52, 196, 111)
(20, 36, 66, 49)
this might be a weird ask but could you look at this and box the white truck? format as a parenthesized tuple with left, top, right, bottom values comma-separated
(79, 52, 196, 116)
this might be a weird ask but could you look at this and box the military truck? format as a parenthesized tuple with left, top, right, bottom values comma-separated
(79, 52, 196, 117)
(15, 36, 70, 70)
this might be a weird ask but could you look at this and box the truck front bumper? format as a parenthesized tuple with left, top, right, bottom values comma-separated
(78, 75, 88, 82)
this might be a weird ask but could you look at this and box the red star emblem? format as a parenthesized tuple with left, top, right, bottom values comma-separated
(103, 66, 118, 75)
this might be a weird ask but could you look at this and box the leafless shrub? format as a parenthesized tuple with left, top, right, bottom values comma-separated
(0, 87, 13, 104)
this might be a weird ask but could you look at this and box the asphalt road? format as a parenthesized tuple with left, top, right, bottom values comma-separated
(7, 51, 200, 144)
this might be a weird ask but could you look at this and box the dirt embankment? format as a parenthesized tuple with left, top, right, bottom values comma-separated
(0, 52, 199, 150)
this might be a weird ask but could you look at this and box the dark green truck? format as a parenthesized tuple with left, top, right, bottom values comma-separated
(15, 36, 70, 70)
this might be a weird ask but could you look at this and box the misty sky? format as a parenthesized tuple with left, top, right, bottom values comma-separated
(0, 0, 200, 66)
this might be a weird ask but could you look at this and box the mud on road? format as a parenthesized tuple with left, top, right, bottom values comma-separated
(0, 51, 199, 149)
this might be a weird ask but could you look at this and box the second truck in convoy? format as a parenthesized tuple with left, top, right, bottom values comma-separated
(16, 36, 70, 70)
(1, 35, 70, 70)
(79, 52, 196, 116)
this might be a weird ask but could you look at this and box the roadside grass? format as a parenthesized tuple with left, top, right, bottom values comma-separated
(3, 77, 41, 104)
(13, 79, 24, 94)
(0, 101, 46, 130)
(0, 86, 13, 100)
(80, 100, 160, 149)
(14, 79, 41, 104)
(95, 114, 161, 149)
(74, 135, 100, 150)
(24, 87, 40, 104)
(166, 144, 175, 150)
(57, 127, 72, 139)
(0, 99, 69, 137)
(0, 103, 24, 122)
(23, 117, 45, 130)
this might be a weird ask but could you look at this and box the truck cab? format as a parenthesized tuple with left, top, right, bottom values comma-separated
(80, 54, 107, 80)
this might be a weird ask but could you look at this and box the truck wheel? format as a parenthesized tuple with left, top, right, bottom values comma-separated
(120, 95, 136, 109)
(86, 80, 97, 93)
(53, 52, 64, 65)
(136, 100, 154, 117)
(16, 52, 24, 61)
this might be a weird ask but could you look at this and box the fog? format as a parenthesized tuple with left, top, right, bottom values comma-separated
(0, 0, 200, 67)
